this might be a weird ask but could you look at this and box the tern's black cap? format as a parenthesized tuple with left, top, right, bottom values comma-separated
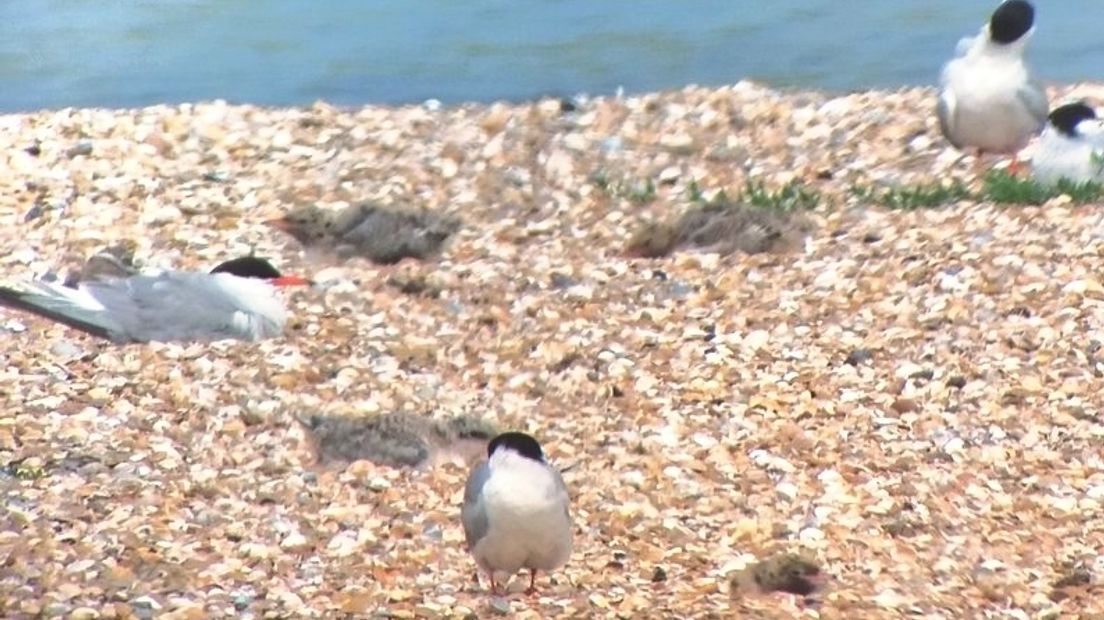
(1048, 102, 1097, 138)
(210, 256, 283, 279)
(990, 0, 1035, 45)
(488, 431, 545, 462)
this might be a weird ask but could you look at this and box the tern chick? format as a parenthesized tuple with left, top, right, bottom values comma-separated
(297, 412, 498, 468)
(268, 203, 460, 264)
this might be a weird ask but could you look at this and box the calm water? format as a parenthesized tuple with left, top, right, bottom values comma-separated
(0, 1, 1102, 112)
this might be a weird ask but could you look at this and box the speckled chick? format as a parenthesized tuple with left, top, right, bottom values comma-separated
(66, 241, 140, 286)
(626, 201, 811, 258)
(298, 411, 498, 468)
(730, 553, 827, 600)
(268, 203, 461, 264)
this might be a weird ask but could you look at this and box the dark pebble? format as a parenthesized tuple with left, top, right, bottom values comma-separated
(66, 141, 93, 158)
(909, 368, 934, 381)
(549, 273, 578, 289)
(845, 348, 874, 366)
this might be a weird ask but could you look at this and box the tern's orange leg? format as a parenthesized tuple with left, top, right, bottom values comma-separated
(525, 570, 539, 595)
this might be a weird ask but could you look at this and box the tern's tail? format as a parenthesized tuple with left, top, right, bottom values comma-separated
(0, 282, 121, 342)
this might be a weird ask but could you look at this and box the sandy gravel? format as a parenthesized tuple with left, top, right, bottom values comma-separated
(2, 80, 1104, 619)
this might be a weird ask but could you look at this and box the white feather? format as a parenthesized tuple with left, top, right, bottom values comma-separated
(469, 449, 572, 582)
(937, 22, 1046, 153)
(1032, 116, 1104, 185)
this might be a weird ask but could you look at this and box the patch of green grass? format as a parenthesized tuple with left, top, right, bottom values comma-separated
(882, 182, 972, 210)
(1050, 178, 1104, 204)
(589, 169, 657, 204)
(981, 170, 1054, 204)
(686, 180, 819, 212)
(590, 169, 612, 193)
(2, 461, 48, 480)
(850, 181, 973, 210)
(686, 181, 729, 206)
(850, 172, 1104, 209)
(982, 170, 1104, 205)
(742, 180, 820, 212)
(626, 177, 657, 204)
(686, 179, 705, 203)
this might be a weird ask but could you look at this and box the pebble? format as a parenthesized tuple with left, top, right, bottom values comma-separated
(130, 596, 161, 619)
(66, 141, 94, 158)
(487, 597, 512, 615)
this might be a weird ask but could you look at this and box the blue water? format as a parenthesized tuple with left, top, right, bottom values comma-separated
(0, 1, 1102, 112)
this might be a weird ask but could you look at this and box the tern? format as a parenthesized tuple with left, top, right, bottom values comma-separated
(0, 255, 310, 343)
(1031, 101, 1104, 185)
(461, 431, 572, 595)
(937, 0, 1047, 160)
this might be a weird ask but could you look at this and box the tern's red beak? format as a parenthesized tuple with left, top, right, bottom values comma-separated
(266, 217, 292, 232)
(272, 275, 313, 287)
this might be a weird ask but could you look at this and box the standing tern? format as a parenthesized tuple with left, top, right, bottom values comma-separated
(461, 431, 572, 595)
(0, 255, 311, 343)
(937, 0, 1047, 160)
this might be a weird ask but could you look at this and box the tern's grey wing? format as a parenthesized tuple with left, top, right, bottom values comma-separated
(461, 461, 491, 548)
(936, 88, 961, 148)
(85, 272, 274, 342)
(1016, 80, 1049, 131)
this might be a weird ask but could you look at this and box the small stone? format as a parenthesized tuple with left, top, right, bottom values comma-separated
(203, 170, 232, 182)
(141, 205, 183, 225)
(50, 341, 86, 359)
(414, 603, 443, 618)
(280, 532, 309, 551)
(130, 596, 161, 619)
(660, 133, 694, 151)
(66, 141, 94, 158)
(488, 598, 511, 615)
(40, 602, 70, 618)
(845, 348, 873, 366)
(366, 477, 391, 491)
(564, 284, 594, 301)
